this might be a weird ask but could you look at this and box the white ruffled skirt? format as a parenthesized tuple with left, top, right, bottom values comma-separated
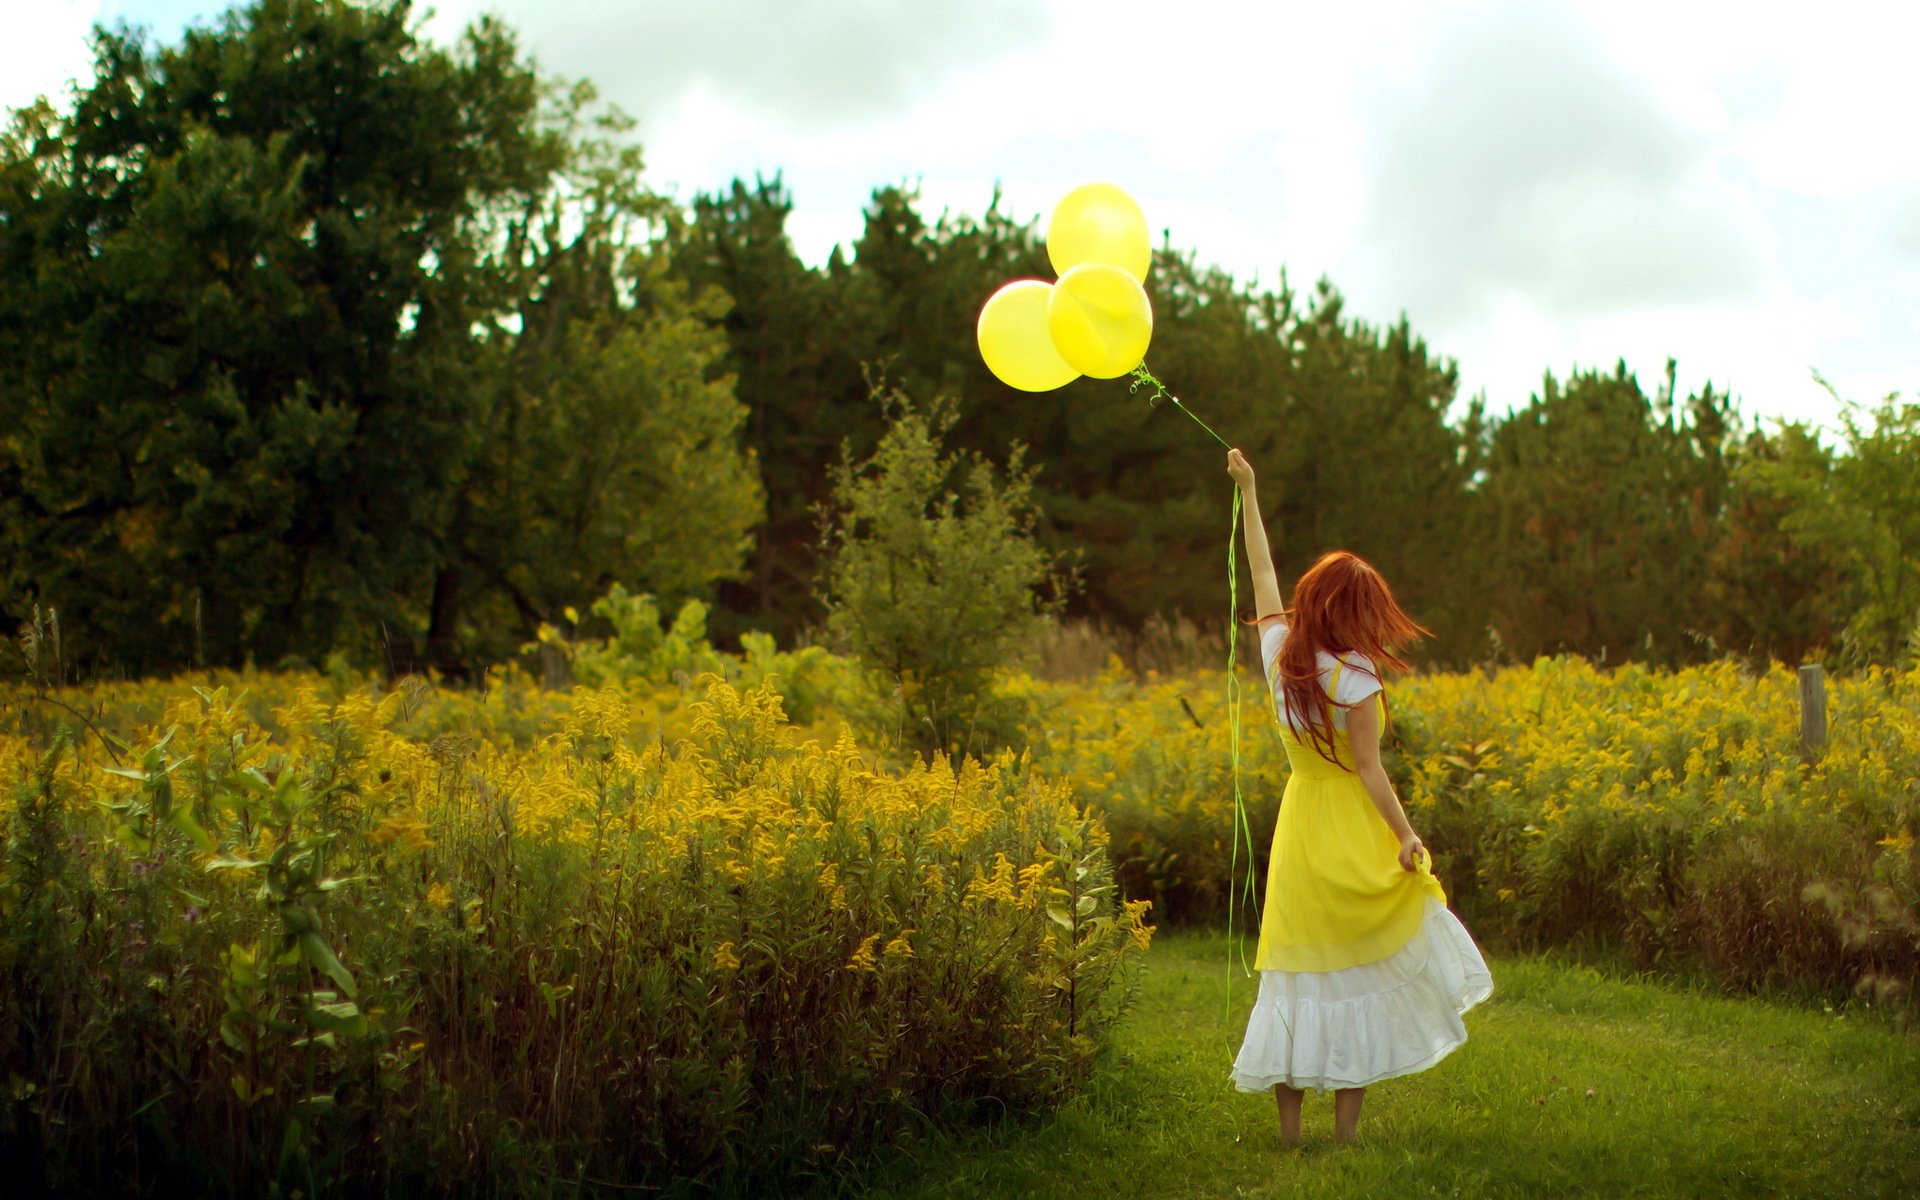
(1232, 896, 1494, 1093)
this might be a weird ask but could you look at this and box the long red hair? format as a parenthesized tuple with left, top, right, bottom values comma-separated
(1272, 551, 1429, 766)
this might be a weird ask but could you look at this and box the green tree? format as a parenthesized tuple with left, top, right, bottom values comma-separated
(671, 176, 868, 645)
(1701, 426, 1850, 664)
(427, 100, 761, 672)
(0, 1, 759, 676)
(678, 181, 1489, 662)
(817, 391, 1070, 756)
(0, 0, 561, 672)
(1740, 386, 1920, 666)
(1479, 361, 1737, 665)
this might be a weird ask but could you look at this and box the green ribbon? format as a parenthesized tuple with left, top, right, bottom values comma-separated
(1129, 365, 1260, 1027)
(1129, 365, 1230, 449)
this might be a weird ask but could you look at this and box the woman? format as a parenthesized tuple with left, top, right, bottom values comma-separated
(1225, 447, 1493, 1146)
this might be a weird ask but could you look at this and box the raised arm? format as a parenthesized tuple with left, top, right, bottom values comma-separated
(1226, 449, 1285, 625)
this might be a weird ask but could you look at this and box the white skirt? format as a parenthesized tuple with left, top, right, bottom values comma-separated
(1231, 896, 1494, 1093)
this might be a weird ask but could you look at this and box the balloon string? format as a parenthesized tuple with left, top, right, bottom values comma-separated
(1224, 487, 1271, 1022)
(1129, 365, 1230, 449)
(1127, 362, 1261, 1036)
(1224, 487, 1245, 1024)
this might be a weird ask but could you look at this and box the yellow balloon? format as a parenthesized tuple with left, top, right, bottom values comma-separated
(1047, 182, 1151, 283)
(977, 279, 1080, 392)
(1047, 262, 1153, 379)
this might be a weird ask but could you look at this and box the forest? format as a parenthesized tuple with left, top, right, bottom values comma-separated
(3, 0, 1914, 685)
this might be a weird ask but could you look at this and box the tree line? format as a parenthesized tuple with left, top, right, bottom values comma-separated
(2, 0, 1914, 680)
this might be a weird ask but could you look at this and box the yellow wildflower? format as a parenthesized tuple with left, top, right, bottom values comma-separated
(846, 933, 881, 973)
(370, 812, 434, 852)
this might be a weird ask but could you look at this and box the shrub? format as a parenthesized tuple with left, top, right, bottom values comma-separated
(0, 676, 1149, 1197)
(816, 392, 1071, 757)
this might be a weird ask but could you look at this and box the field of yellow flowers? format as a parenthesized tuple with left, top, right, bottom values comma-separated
(2, 643, 1915, 1196)
(0, 668, 1149, 1197)
(1044, 652, 1920, 1000)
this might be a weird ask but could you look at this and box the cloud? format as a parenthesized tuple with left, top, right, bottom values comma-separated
(434, 0, 1050, 130)
(101, 1, 225, 39)
(0, 0, 103, 119)
(1890, 195, 1920, 261)
(1350, 2, 1768, 328)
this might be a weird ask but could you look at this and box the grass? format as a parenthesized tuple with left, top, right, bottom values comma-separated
(844, 930, 1920, 1199)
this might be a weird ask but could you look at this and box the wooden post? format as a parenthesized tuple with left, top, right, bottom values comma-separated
(1798, 663, 1827, 760)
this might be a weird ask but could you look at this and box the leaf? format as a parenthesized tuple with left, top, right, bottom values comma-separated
(1076, 894, 1098, 917)
(299, 933, 357, 998)
(170, 807, 215, 853)
(302, 1000, 367, 1037)
(278, 1117, 305, 1172)
(206, 854, 263, 872)
(1046, 907, 1074, 931)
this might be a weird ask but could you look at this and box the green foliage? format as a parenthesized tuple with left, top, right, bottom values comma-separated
(1701, 424, 1852, 664)
(0, 0, 1909, 688)
(433, 92, 762, 673)
(1740, 383, 1920, 668)
(817, 391, 1071, 755)
(0, 675, 1148, 1196)
(673, 175, 871, 646)
(0, 0, 560, 672)
(1479, 360, 1738, 665)
(0, 1, 758, 677)
(562, 585, 728, 687)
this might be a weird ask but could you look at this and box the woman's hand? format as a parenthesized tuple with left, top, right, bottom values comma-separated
(1398, 832, 1427, 873)
(1226, 447, 1256, 490)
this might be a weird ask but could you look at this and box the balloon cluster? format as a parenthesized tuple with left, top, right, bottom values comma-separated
(976, 182, 1154, 392)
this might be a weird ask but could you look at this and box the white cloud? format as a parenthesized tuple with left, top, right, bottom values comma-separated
(424, 0, 1049, 129)
(4, 0, 1913, 430)
(0, 1, 104, 121)
(1349, 2, 1770, 328)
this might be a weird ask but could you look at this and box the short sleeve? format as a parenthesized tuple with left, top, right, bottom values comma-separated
(1331, 653, 1383, 706)
(1259, 621, 1288, 685)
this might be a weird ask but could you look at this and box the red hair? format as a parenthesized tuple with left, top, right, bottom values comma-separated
(1273, 551, 1429, 766)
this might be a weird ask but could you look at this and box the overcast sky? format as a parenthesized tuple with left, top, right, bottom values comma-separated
(7, 0, 1917, 435)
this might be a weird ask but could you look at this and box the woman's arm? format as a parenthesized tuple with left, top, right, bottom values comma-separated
(1226, 449, 1285, 627)
(1345, 697, 1427, 872)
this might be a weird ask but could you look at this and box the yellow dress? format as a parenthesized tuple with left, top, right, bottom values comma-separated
(1253, 665, 1447, 972)
(1232, 623, 1493, 1094)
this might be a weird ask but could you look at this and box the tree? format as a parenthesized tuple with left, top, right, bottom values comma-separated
(1479, 361, 1737, 665)
(671, 176, 867, 645)
(1700, 425, 1851, 664)
(0, 1, 759, 676)
(816, 391, 1069, 756)
(1739, 385, 1920, 666)
(425, 96, 761, 672)
(676, 181, 1490, 663)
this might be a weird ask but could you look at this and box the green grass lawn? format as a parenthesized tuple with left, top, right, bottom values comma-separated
(848, 931, 1920, 1199)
